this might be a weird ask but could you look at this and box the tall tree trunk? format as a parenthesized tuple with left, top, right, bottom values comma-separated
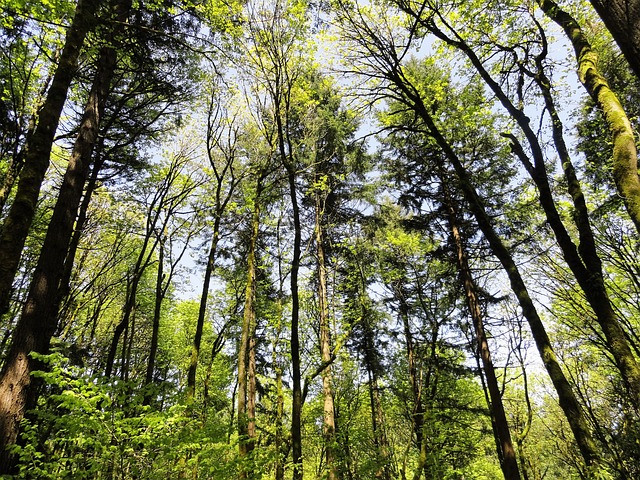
(316, 192, 339, 480)
(404, 3, 640, 405)
(382, 72, 602, 469)
(0, 0, 129, 467)
(144, 237, 164, 406)
(56, 152, 106, 319)
(443, 186, 521, 480)
(287, 162, 303, 480)
(187, 223, 220, 401)
(394, 286, 424, 452)
(238, 177, 262, 479)
(415, 5, 640, 409)
(0, 51, 57, 216)
(0, 0, 98, 316)
(587, 0, 640, 80)
(187, 89, 239, 401)
(104, 153, 181, 377)
(359, 289, 393, 480)
(105, 243, 154, 378)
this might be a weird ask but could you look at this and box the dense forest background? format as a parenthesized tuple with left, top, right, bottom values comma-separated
(1, 0, 640, 478)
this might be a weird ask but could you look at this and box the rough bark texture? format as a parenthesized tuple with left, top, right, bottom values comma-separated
(0, 0, 98, 316)
(538, 0, 640, 236)
(0, 0, 126, 466)
(588, 0, 640, 80)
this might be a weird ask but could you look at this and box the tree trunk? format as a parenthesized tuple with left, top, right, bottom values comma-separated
(0, 0, 128, 466)
(587, 0, 640, 80)
(394, 286, 424, 452)
(144, 237, 164, 406)
(359, 294, 393, 480)
(422, 7, 640, 409)
(538, 0, 640, 236)
(316, 192, 339, 480)
(444, 187, 521, 480)
(287, 162, 304, 480)
(384, 72, 602, 470)
(186, 222, 220, 401)
(0, 0, 98, 316)
(56, 152, 106, 320)
(237, 177, 262, 479)
(187, 94, 239, 401)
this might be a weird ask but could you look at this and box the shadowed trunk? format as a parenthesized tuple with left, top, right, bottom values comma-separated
(587, 0, 640, 80)
(0, 0, 128, 468)
(316, 189, 338, 480)
(0, 0, 98, 317)
(238, 176, 262, 479)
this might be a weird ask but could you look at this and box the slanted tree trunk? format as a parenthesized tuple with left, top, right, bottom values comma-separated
(0, 0, 98, 316)
(0, 0, 129, 469)
(420, 102, 601, 470)
(419, 9, 640, 409)
(105, 239, 155, 378)
(105, 150, 193, 378)
(56, 151, 106, 320)
(443, 184, 520, 480)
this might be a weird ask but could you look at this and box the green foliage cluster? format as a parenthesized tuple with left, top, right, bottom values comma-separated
(13, 352, 236, 480)
(1, 0, 640, 479)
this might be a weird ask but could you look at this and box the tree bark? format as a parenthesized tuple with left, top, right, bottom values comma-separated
(434, 125, 601, 471)
(0, 0, 98, 316)
(287, 163, 304, 480)
(587, 0, 640, 80)
(0, 0, 128, 467)
(357, 280, 393, 480)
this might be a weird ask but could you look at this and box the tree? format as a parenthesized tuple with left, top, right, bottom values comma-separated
(334, 2, 602, 472)
(0, 0, 128, 469)
(537, 0, 640, 236)
(104, 144, 202, 379)
(586, 0, 640, 80)
(186, 81, 243, 402)
(0, 0, 98, 317)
